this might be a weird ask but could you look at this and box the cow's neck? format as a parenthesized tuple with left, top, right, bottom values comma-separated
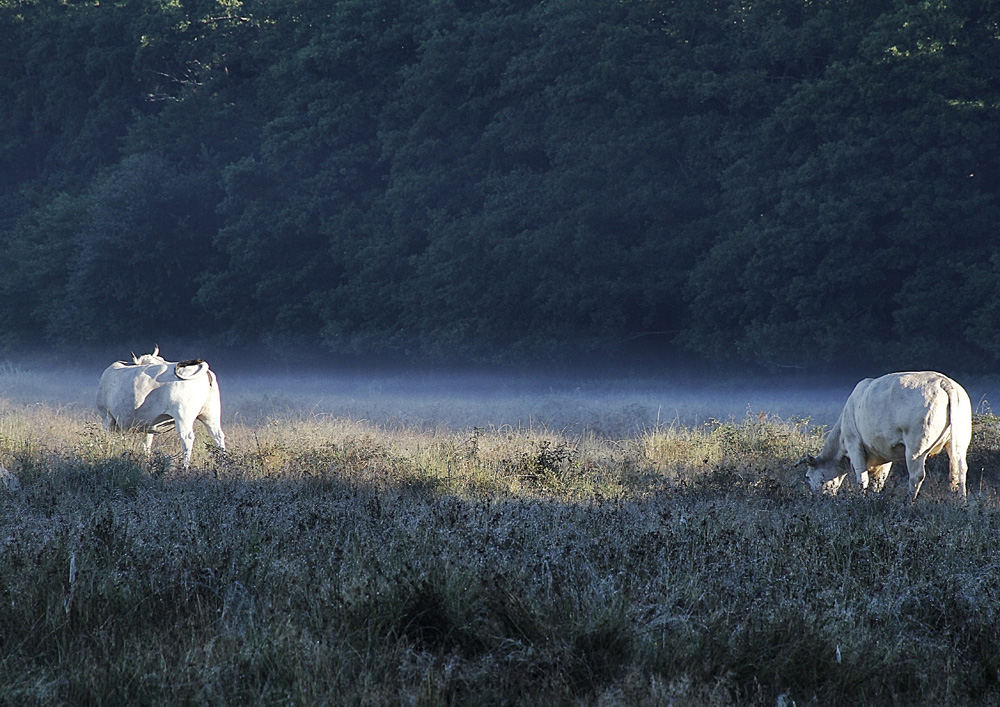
(817, 414, 845, 463)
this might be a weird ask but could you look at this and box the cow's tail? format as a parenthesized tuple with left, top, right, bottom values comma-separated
(944, 379, 972, 497)
(945, 382, 966, 451)
(174, 359, 210, 381)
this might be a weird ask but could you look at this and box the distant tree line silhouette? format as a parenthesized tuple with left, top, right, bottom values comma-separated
(2, 0, 999, 370)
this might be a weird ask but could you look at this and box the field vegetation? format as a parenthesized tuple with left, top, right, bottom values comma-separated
(2, 368, 1000, 705)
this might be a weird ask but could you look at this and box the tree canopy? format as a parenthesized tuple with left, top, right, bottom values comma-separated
(2, 0, 999, 371)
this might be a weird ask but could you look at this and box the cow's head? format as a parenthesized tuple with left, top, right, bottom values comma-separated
(131, 345, 165, 366)
(796, 454, 849, 495)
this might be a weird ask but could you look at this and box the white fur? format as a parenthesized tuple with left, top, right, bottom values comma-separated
(97, 347, 225, 469)
(803, 371, 971, 502)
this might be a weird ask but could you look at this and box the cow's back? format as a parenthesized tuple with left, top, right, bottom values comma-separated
(98, 362, 177, 428)
(848, 372, 961, 461)
(97, 362, 140, 415)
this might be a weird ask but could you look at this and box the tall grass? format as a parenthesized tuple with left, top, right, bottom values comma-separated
(0, 398, 998, 705)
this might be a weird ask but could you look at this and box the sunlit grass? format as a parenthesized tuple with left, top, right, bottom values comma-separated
(0, 390, 998, 705)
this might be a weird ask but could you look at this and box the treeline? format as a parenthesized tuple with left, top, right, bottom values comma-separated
(2, 0, 999, 370)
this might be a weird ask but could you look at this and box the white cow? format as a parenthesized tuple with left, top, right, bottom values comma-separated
(97, 346, 226, 469)
(799, 371, 971, 502)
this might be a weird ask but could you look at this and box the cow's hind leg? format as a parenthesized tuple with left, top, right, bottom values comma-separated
(101, 411, 119, 432)
(948, 451, 969, 499)
(905, 453, 929, 503)
(198, 415, 226, 452)
(176, 424, 196, 470)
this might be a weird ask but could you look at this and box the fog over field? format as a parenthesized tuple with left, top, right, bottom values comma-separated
(5, 350, 1000, 705)
(3, 351, 998, 436)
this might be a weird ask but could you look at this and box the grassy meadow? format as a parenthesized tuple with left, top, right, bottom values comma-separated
(1, 363, 1000, 705)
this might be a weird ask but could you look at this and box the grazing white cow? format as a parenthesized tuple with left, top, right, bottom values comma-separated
(798, 371, 971, 502)
(97, 346, 226, 469)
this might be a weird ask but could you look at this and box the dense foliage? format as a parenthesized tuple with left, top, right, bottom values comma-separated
(2, 0, 1000, 369)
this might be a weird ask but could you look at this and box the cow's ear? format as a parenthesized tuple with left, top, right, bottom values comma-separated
(807, 454, 816, 466)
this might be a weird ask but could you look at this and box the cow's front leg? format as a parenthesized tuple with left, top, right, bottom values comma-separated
(144, 433, 154, 456)
(847, 445, 870, 491)
(870, 462, 892, 493)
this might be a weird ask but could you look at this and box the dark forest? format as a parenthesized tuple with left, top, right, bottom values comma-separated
(2, 0, 999, 371)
